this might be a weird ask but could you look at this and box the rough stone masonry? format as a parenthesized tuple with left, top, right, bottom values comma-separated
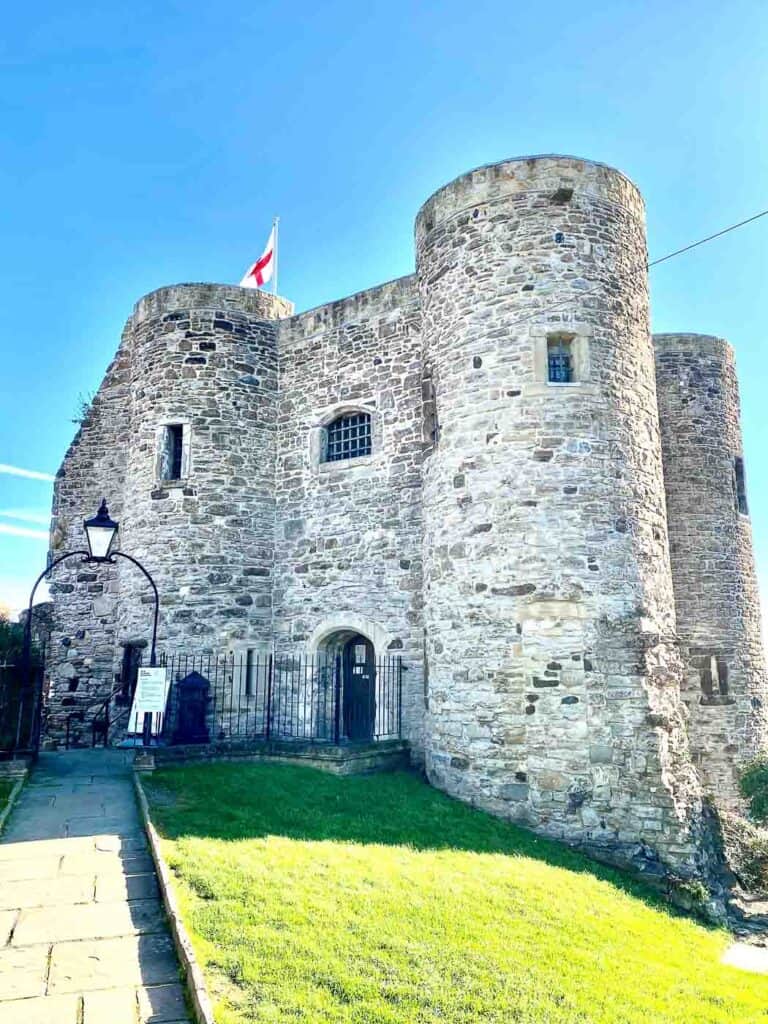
(46, 154, 768, 883)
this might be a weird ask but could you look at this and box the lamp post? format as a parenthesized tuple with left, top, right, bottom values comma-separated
(22, 499, 161, 748)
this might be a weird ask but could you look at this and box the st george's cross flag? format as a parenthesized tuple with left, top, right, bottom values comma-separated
(240, 225, 276, 289)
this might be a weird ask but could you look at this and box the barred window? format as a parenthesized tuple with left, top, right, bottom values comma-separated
(547, 336, 573, 383)
(324, 413, 372, 462)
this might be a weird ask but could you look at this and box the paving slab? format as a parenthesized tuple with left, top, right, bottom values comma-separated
(0, 749, 191, 1022)
(138, 982, 189, 1022)
(96, 870, 160, 902)
(0, 874, 94, 910)
(722, 940, 768, 973)
(14, 897, 166, 945)
(0, 836, 96, 860)
(82, 988, 137, 1024)
(0, 909, 18, 943)
(0, 993, 80, 1023)
(0, 857, 61, 883)
(49, 933, 181, 993)
(0, 945, 49, 1000)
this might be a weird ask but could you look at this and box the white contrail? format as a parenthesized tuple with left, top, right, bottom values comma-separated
(0, 464, 55, 482)
(0, 509, 49, 525)
(0, 523, 49, 540)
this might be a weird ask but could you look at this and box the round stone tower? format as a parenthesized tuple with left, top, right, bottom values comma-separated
(416, 155, 705, 872)
(655, 333, 768, 807)
(116, 284, 292, 656)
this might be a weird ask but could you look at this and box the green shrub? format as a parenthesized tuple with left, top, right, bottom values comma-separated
(740, 757, 768, 824)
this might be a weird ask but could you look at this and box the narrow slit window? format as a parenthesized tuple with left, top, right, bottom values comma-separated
(422, 370, 439, 450)
(324, 413, 372, 462)
(714, 658, 729, 697)
(696, 655, 714, 699)
(161, 424, 185, 480)
(547, 336, 574, 383)
(734, 457, 749, 515)
(695, 654, 730, 700)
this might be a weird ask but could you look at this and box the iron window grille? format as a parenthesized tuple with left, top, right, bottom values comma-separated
(325, 413, 372, 462)
(547, 338, 573, 383)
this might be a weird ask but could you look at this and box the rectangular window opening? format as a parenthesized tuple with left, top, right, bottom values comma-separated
(325, 413, 372, 462)
(694, 653, 730, 701)
(161, 424, 185, 480)
(547, 336, 574, 384)
(734, 456, 749, 515)
(422, 370, 439, 450)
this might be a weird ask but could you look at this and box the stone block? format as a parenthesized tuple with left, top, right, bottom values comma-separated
(589, 744, 614, 765)
(499, 783, 529, 801)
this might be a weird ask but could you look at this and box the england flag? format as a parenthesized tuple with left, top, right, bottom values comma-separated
(240, 225, 276, 289)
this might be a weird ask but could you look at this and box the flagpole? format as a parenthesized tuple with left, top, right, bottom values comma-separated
(273, 216, 279, 295)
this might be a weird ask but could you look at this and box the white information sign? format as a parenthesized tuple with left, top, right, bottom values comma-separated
(128, 667, 170, 736)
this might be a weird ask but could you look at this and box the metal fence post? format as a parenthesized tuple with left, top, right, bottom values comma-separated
(333, 654, 342, 745)
(265, 653, 274, 740)
(397, 657, 403, 739)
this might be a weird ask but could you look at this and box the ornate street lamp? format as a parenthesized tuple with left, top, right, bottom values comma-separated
(22, 499, 162, 747)
(83, 499, 119, 562)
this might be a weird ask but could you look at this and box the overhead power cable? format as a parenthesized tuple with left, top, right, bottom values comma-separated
(647, 208, 768, 267)
(504, 205, 768, 330)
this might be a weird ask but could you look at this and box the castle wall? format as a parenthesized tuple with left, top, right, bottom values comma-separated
(46, 325, 133, 744)
(416, 155, 706, 874)
(116, 284, 292, 656)
(272, 276, 426, 750)
(44, 152, 768, 886)
(655, 333, 768, 807)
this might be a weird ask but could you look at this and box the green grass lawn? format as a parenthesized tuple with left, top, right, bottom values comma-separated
(0, 778, 17, 829)
(143, 763, 768, 1024)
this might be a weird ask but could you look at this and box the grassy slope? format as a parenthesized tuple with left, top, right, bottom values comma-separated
(143, 764, 768, 1024)
(0, 778, 17, 834)
(0, 779, 13, 803)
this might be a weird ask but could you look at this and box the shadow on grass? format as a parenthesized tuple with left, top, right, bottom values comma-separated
(142, 760, 709, 922)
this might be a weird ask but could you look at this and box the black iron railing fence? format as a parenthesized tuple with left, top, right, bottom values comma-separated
(0, 660, 45, 757)
(157, 652, 403, 746)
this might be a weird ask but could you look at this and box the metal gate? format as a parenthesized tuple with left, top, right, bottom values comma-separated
(0, 661, 45, 758)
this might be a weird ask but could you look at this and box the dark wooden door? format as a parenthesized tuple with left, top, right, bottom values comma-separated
(118, 644, 142, 704)
(342, 635, 376, 741)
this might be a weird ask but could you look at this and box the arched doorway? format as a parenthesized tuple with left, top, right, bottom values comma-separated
(314, 628, 377, 743)
(341, 634, 376, 742)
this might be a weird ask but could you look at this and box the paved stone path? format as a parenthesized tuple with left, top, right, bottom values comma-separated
(0, 749, 192, 1023)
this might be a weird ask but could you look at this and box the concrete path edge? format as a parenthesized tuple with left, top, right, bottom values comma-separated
(0, 776, 26, 836)
(133, 772, 216, 1024)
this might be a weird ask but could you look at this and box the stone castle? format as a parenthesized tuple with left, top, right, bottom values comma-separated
(47, 154, 767, 883)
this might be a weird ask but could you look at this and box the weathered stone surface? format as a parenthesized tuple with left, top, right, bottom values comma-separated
(0, 909, 18, 944)
(0, 751, 191, 1022)
(0, 945, 48, 1000)
(655, 333, 768, 808)
(13, 898, 165, 945)
(49, 934, 179, 993)
(0, 994, 80, 1023)
(43, 155, 768, 883)
(0, 874, 93, 910)
(415, 155, 716, 879)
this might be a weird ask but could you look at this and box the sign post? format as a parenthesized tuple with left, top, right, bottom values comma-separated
(128, 667, 170, 745)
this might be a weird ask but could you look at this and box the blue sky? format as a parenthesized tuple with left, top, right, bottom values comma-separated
(1, 0, 767, 640)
